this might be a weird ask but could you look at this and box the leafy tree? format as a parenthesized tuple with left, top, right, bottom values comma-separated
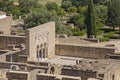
(0, 0, 13, 9)
(67, 6, 77, 14)
(61, 1, 72, 11)
(85, 0, 97, 38)
(107, 0, 117, 30)
(57, 8, 66, 23)
(108, 0, 120, 36)
(76, 17, 85, 30)
(0, 0, 45, 19)
(45, 2, 58, 11)
(95, 5, 108, 27)
(68, 14, 85, 30)
(24, 9, 59, 29)
(62, 0, 109, 6)
(0, 0, 21, 19)
(77, 6, 87, 14)
(24, 7, 68, 35)
(18, 0, 41, 14)
(9, 6, 21, 19)
(57, 8, 66, 17)
(56, 24, 73, 36)
(73, 28, 86, 36)
(0, 0, 13, 12)
(94, 0, 109, 5)
(62, 0, 89, 7)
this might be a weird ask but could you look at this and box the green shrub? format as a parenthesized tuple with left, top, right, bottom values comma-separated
(17, 29, 25, 33)
(73, 30, 86, 36)
(100, 28, 113, 33)
(56, 24, 73, 36)
(97, 23, 104, 28)
(98, 37, 110, 42)
(110, 35, 120, 39)
(104, 32, 115, 38)
(115, 31, 120, 34)
(97, 30, 104, 35)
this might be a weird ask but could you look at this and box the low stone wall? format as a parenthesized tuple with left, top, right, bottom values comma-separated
(37, 74, 81, 80)
(6, 50, 27, 63)
(6, 73, 28, 80)
(55, 43, 116, 59)
(0, 62, 49, 72)
(0, 35, 25, 50)
(61, 68, 96, 80)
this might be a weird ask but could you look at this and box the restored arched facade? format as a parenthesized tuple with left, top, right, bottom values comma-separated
(36, 36, 48, 60)
(26, 22, 55, 62)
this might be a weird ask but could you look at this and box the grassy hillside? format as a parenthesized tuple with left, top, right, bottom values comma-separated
(38, 0, 62, 5)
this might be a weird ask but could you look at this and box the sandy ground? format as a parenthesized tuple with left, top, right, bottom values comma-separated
(56, 36, 94, 45)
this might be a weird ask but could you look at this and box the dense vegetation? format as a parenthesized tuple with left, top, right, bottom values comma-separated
(0, 0, 120, 40)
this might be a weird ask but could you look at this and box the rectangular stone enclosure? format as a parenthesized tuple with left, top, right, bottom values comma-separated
(55, 43, 116, 59)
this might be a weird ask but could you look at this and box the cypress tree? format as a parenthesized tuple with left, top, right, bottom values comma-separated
(85, 0, 96, 38)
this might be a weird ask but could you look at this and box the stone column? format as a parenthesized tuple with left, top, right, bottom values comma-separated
(10, 55, 12, 62)
(41, 48, 43, 59)
(43, 48, 45, 58)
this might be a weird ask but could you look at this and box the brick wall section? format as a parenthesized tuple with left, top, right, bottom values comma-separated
(55, 43, 116, 59)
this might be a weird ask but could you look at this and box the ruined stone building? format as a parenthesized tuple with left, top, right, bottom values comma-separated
(0, 11, 13, 35)
(0, 11, 120, 80)
(25, 22, 55, 61)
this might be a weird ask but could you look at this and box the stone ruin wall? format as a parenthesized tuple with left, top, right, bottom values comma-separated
(37, 74, 81, 80)
(0, 35, 25, 50)
(0, 16, 13, 35)
(61, 68, 96, 80)
(6, 50, 27, 63)
(6, 73, 28, 80)
(55, 43, 116, 59)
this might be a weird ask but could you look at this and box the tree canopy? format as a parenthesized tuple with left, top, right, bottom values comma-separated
(24, 9, 58, 29)
(45, 2, 58, 11)
(108, 0, 120, 37)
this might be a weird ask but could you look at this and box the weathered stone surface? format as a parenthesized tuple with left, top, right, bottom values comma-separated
(26, 22, 55, 61)
(55, 43, 116, 59)
(0, 16, 13, 35)
(0, 35, 25, 50)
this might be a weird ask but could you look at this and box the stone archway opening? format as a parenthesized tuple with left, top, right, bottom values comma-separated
(50, 66, 55, 74)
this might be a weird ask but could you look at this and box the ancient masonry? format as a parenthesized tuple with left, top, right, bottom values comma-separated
(0, 11, 13, 35)
(0, 11, 120, 80)
(25, 22, 55, 61)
